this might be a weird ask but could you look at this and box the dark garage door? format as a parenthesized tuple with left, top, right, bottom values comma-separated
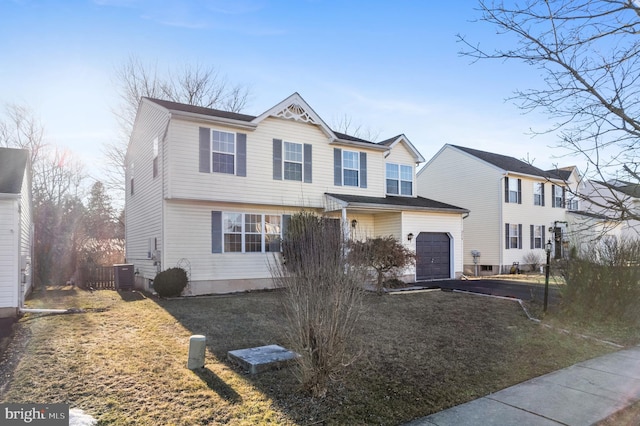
(416, 232, 451, 280)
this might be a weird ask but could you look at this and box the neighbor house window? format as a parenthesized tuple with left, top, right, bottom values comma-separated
(506, 223, 522, 249)
(152, 137, 159, 178)
(283, 142, 303, 181)
(505, 177, 521, 203)
(531, 225, 545, 249)
(533, 182, 544, 206)
(552, 185, 565, 208)
(220, 213, 282, 253)
(212, 130, 235, 174)
(567, 197, 579, 210)
(386, 163, 413, 196)
(343, 150, 360, 186)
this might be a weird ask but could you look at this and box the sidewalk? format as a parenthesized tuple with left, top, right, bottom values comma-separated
(405, 345, 640, 425)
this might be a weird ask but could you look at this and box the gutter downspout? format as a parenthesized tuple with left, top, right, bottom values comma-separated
(500, 173, 506, 273)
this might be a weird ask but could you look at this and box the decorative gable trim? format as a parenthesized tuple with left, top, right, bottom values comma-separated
(252, 92, 336, 140)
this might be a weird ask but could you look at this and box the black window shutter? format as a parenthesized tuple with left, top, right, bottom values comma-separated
(360, 152, 367, 188)
(211, 211, 222, 253)
(517, 179, 522, 204)
(199, 127, 211, 173)
(541, 183, 545, 206)
(552, 185, 556, 207)
(273, 139, 282, 180)
(505, 223, 510, 249)
(282, 214, 291, 237)
(518, 224, 523, 249)
(530, 225, 534, 249)
(542, 226, 546, 246)
(334, 148, 342, 186)
(562, 187, 566, 208)
(504, 177, 509, 203)
(236, 133, 247, 177)
(303, 144, 312, 183)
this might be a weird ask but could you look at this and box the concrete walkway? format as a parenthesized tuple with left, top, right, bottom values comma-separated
(406, 345, 640, 426)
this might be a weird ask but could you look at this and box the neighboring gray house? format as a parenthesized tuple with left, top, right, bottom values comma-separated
(0, 148, 33, 317)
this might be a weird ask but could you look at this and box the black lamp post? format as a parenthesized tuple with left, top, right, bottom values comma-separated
(544, 239, 552, 312)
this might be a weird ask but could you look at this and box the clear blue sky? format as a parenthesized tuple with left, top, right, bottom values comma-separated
(0, 0, 570, 182)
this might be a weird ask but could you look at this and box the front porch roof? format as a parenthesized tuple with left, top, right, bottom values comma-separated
(325, 193, 469, 214)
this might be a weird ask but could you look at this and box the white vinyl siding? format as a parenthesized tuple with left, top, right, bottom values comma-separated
(417, 146, 502, 267)
(125, 100, 168, 281)
(0, 199, 18, 308)
(167, 117, 385, 206)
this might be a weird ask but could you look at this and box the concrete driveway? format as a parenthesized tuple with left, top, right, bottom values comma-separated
(417, 279, 562, 304)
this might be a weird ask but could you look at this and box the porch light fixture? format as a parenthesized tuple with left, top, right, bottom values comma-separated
(351, 219, 358, 228)
(407, 233, 414, 241)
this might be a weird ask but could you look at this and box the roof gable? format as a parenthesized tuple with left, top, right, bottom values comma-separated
(0, 147, 29, 194)
(379, 134, 425, 163)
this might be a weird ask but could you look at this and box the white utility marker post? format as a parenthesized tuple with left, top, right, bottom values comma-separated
(187, 335, 206, 369)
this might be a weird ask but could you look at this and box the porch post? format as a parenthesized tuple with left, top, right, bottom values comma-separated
(341, 207, 349, 241)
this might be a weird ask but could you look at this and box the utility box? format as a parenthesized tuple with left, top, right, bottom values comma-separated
(114, 264, 134, 290)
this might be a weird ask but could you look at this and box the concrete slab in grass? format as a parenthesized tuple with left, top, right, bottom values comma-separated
(228, 344, 299, 374)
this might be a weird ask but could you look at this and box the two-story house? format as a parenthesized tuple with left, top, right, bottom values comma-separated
(0, 147, 33, 317)
(417, 144, 574, 275)
(125, 93, 468, 295)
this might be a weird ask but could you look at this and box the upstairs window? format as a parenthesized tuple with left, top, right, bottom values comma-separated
(552, 185, 565, 208)
(533, 182, 544, 206)
(199, 127, 247, 177)
(505, 177, 521, 203)
(343, 150, 360, 187)
(152, 137, 159, 178)
(283, 142, 303, 181)
(386, 163, 413, 196)
(212, 130, 235, 174)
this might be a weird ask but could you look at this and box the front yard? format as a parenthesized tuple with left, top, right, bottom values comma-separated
(0, 286, 631, 425)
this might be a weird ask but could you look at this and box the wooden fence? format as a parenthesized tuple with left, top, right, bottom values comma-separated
(79, 266, 115, 290)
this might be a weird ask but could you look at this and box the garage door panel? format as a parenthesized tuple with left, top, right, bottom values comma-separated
(416, 232, 450, 280)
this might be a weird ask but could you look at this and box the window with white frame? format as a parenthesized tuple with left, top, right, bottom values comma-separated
(223, 213, 243, 252)
(533, 225, 544, 249)
(566, 196, 579, 210)
(509, 178, 520, 203)
(533, 182, 544, 206)
(152, 137, 159, 178)
(386, 163, 413, 196)
(222, 213, 282, 253)
(212, 130, 235, 174)
(509, 224, 519, 248)
(283, 142, 303, 181)
(553, 185, 565, 208)
(343, 150, 360, 186)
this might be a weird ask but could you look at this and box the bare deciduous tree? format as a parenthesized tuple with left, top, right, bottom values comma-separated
(104, 55, 251, 199)
(459, 0, 640, 223)
(270, 212, 367, 398)
(332, 113, 380, 142)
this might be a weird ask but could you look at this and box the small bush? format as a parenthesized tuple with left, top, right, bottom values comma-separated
(153, 267, 188, 298)
(522, 251, 544, 272)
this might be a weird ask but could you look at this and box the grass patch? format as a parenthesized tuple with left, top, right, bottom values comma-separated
(0, 286, 632, 425)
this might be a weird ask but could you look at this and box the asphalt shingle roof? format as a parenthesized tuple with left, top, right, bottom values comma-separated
(326, 193, 468, 212)
(0, 147, 28, 194)
(145, 97, 257, 122)
(451, 145, 560, 179)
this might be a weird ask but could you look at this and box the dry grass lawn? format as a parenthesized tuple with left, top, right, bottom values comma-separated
(0, 286, 629, 425)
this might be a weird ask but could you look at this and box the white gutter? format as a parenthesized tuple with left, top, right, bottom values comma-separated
(499, 173, 506, 271)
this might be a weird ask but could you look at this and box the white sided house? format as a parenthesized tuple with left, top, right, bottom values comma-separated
(0, 148, 33, 317)
(125, 93, 468, 295)
(417, 144, 576, 275)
